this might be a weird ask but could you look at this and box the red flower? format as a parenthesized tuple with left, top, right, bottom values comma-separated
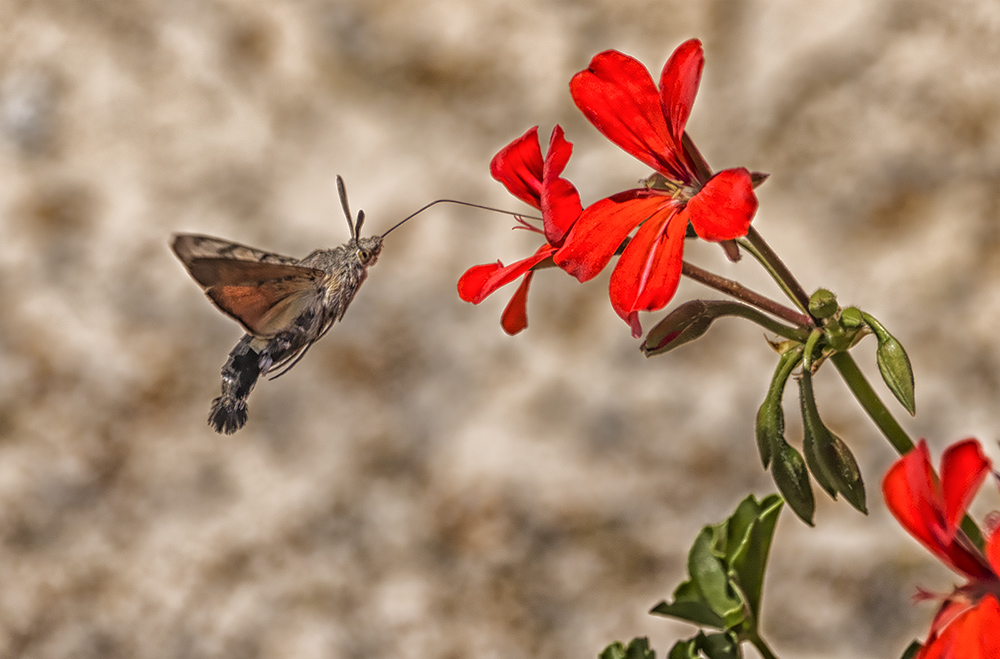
(553, 39, 759, 337)
(883, 439, 1000, 658)
(458, 125, 582, 334)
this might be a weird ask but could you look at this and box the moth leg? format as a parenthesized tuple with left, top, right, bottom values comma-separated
(209, 335, 260, 434)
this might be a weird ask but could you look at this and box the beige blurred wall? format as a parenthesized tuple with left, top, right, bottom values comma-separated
(2, 1, 999, 658)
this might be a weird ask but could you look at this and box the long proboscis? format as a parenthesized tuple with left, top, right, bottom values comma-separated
(381, 200, 542, 238)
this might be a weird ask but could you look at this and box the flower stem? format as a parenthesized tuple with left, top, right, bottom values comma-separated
(738, 227, 813, 316)
(748, 633, 780, 659)
(830, 352, 914, 455)
(831, 352, 986, 545)
(682, 261, 813, 329)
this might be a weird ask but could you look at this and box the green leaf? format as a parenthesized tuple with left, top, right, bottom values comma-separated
(899, 641, 922, 659)
(728, 495, 783, 620)
(771, 438, 815, 525)
(862, 312, 916, 416)
(688, 528, 745, 626)
(650, 597, 726, 629)
(601, 642, 628, 659)
(651, 580, 726, 628)
(755, 346, 803, 468)
(601, 638, 655, 659)
(698, 632, 741, 659)
(668, 639, 699, 659)
(723, 496, 761, 563)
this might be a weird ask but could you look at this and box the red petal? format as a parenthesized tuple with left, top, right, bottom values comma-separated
(686, 168, 758, 241)
(975, 596, 1000, 657)
(944, 599, 1000, 659)
(500, 271, 533, 335)
(490, 126, 544, 209)
(659, 39, 704, 147)
(541, 125, 583, 246)
(883, 441, 994, 580)
(941, 438, 991, 534)
(554, 190, 672, 282)
(919, 605, 973, 659)
(988, 526, 1000, 576)
(458, 262, 504, 303)
(570, 51, 690, 182)
(457, 246, 554, 304)
(608, 206, 685, 326)
(883, 442, 938, 548)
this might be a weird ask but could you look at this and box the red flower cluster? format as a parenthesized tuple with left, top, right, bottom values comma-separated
(459, 39, 759, 336)
(883, 439, 1000, 658)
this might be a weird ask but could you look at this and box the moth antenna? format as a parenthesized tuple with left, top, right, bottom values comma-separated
(354, 209, 365, 241)
(381, 199, 543, 238)
(336, 175, 358, 240)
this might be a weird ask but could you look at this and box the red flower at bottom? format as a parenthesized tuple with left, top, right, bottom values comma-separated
(883, 439, 1000, 658)
(458, 125, 582, 334)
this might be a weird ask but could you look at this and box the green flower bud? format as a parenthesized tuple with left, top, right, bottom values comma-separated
(808, 288, 838, 319)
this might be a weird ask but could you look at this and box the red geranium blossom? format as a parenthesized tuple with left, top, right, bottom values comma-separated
(458, 125, 582, 334)
(554, 39, 759, 337)
(882, 439, 1000, 658)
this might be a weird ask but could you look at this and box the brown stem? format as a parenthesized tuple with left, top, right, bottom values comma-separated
(682, 261, 813, 328)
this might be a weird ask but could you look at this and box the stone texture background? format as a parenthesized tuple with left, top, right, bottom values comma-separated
(3, 1, 1000, 658)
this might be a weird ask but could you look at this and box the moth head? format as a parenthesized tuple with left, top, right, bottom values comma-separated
(355, 235, 383, 266)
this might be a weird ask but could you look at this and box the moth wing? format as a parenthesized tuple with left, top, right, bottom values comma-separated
(206, 270, 325, 338)
(170, 234, 326, 338)
(171, 234, 301, 267)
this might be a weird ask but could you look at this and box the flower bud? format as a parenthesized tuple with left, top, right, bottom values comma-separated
(808, 289, 838, 319)
(862, 312, 916, 416)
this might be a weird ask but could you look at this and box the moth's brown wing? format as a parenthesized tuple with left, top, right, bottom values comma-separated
(171, 234, 301, 266)
(196, 260, 326, 338)
(171, 234, 327, 338)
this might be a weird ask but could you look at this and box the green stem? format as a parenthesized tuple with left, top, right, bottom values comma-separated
(682, 262, 813, 329)
(830, 352, 914, 455)
(748, 633, 780, 659)
(738, 228, 814, 317)
(831, 352, 985, 547)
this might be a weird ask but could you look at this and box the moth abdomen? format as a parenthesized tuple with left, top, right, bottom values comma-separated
(209, 336, 263, 434)
(209, 395, 249, 435)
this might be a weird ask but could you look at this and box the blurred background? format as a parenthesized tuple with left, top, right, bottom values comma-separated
(3, 1, 1000, 657)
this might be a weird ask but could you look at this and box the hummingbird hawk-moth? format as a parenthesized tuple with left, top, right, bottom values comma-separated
(172, 176, 387, 434)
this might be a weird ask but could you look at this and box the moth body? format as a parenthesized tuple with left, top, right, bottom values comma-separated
(171, 176, 384, 434)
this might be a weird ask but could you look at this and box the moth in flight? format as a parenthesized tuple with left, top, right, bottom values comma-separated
(172, 176, 385, 434)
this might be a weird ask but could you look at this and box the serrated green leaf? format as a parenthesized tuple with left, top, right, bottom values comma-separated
(756, 347, 803, 468)
(771, 439, 815, 525)
(862, 312, 915, 416)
